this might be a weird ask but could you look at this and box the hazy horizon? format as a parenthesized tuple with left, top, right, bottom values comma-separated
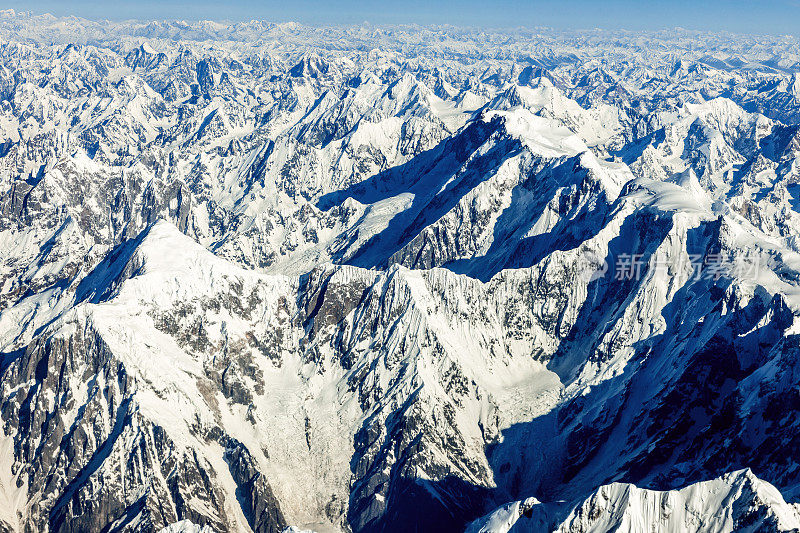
(7, 0, 800, 36)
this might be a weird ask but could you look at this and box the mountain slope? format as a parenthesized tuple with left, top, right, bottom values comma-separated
(468, 469, 800, 533)
(1, 13, 800, 533)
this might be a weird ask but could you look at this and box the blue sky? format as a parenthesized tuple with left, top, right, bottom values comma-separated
(9, 0, 800, 34)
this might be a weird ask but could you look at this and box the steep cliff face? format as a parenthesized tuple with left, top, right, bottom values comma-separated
(2, 13, 800, 533)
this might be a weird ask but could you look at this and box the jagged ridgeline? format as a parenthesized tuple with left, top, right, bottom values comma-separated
(2, 10, 800, 533)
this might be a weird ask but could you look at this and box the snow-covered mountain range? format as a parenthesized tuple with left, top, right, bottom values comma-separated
(2, 10, 800, 533)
